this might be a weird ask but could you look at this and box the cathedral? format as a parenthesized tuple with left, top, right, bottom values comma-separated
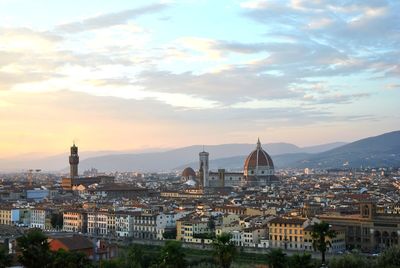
(182, 139, 276, 188)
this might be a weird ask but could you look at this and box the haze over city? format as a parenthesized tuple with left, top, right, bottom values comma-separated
(0, 0, 399, 158)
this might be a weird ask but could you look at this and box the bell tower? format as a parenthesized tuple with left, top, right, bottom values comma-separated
(199, 150, 209, 188)
(69, 143, 79, 178)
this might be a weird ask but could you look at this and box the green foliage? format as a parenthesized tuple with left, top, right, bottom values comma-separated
(329, 252, 371, 268)
(288, 253, 314, 268)
(51, 213, 63, 229)
(311, 221, 336, 264)
(101, 244, 156, 268)
(162, 229, 177, 240)
(123, 244, 145, 268)
(0, 245, 12, 268)
(212, 233, 236, 268)
(266, 248, 287, 268)
(17, 229, 94, 268)
(159, 240, 186, 268)
(193, 233, 216, 240)
(376, 245, 400, 268)
(17, 229, 53, 268)
(101, 258, 124, 268)
(52, 249, 93, 268)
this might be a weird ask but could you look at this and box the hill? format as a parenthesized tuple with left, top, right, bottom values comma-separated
(291, 131, 400, 168)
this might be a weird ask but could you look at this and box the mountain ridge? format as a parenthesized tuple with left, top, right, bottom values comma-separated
(3, 131, 399, 172)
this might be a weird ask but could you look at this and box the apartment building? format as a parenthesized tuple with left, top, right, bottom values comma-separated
(63, 210, 87, 233)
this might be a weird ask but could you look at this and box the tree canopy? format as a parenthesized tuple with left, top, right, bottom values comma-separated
(212, 233, 236, 268)
(17, 229, 53, 268)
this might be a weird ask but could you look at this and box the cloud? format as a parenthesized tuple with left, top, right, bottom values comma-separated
(385, 84, 400, 90)
(56, 3, 170, 33)
(135, 68, 302, 103)
(0, 27, 62, 52)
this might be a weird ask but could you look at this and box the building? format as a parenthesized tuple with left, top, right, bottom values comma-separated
(49, 235, 93, 258)
(268, 217, 308, 250)
(63, 210, 88, 233)
(156, 211, 189, 240)
(196, 139, 276, 188)
(319, 202, 400, 252)
(243, 138, 275, 186)
(132, 213, 157, 240)
(69, 143, 79, 179)
(115, 211, 137, 238)
(87, 210, 112, 236)
(61, 143, 114, 191)
(242, 226, 268, 247)
(199, 151, 209, 188)
(30, 208, 52, 229)
(87, 184, 154, 199)
(26, 188, 49, 202)
(176, 215, 212, 244)
(0, 208, 12, 225)
(62, 176, 115, 191)
(181, 167, 196, 182)
(268, 217, 346, 253)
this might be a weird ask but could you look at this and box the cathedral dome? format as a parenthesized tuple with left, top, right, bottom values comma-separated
(182, 167, 196, 177)
(244, 139, 274, 177)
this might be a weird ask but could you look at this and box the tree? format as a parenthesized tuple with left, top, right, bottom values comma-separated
(162, 228, 177, 240)
(376, 245, 400, 268)
(288, 253, 314, 268)
(266, 248, 287, 268)
(0, 245, 12, 268)
(311, 222, 336, 265)
(212, 233, 236, 268)
(159, 240, 186, 268)
(101, 259, 123, 268)
(208, 216, 216, 232)
(328, 252, 371, 268)
(17, 229, 53, 268)
(123, 244, 145, 268)
(50, 213, 63, 230)
(52, 249, 93, 268)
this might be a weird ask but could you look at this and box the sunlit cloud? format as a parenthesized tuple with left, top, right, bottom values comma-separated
(0, 0, 398, 157)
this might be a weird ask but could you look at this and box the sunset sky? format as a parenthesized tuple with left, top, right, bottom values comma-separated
(0, 0, 399, 158)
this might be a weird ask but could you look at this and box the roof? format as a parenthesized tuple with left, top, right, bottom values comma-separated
(244, 139, 274, 171)
(182, 167, 196, 177)
(269, 217, 307, 225)
(51, 235, 93, 251)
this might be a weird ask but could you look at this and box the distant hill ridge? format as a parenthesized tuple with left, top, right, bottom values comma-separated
(183, 131, 400, 170)
(1, 130, 399, 172)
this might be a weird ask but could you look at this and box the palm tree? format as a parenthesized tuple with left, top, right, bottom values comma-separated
(159, 240, 186, 268)
(212, 233, 236, 268)
(311, 222, 336, 265)
(266, 248, 287, 268)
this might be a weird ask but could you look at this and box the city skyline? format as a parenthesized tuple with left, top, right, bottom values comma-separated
(1, 0, 399, 157)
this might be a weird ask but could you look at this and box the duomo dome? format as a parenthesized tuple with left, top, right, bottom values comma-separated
(244, 138, 274, 178)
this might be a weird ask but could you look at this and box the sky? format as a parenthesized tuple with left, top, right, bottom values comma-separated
(0, 0, 399, 158)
